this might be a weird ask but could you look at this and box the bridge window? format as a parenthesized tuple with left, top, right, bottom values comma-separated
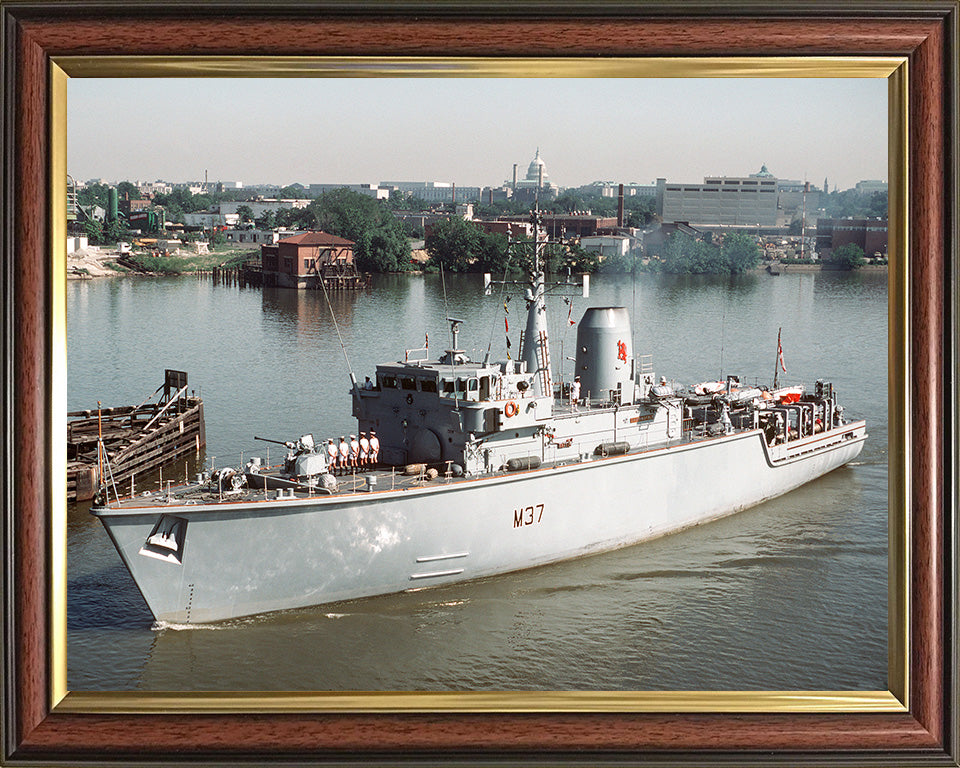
(400, 377, 417, 391)
(380, 374, 398, 389)
(419, 379, 438, 393)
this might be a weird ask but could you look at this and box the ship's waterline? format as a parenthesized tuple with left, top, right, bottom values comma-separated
(68, 269, 887, 691)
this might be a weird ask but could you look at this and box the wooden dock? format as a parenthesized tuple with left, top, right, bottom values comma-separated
(67, 370, 206, 501)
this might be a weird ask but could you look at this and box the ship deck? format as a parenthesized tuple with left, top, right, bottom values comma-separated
(95, 425, 737, 512)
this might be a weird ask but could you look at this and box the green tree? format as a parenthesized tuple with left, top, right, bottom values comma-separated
(661, 232, 726, 273)
(623, 197, 657, 227)
(103, 219, 124, 245)
(830, 242, 865, 269)
(309, 188, 410, 272)
(83, 218, 103, 244)
(549, 192, 587, 214)
(387, 192, 432, 212)
(274, 206, 315, 229)
(78, 183, 110, 211)
(867, 191, 888, 218)
(190, 194, 212, 213)
(721, 232, 762, 274)
(255, 210, 276, 230)
(235, 205, 254, 224)
(823, 189, 888, 219)
(563, 242, 600, 274)
(597, 248, 639, 274)
(280, 184, 306, 198)
(117, 181, 140, 201)
(425, 216, 480, 272)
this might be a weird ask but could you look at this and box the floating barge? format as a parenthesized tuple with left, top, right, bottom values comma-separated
(67, 370, 205, 501)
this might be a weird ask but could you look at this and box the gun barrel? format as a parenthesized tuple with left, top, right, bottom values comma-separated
(253, 435, 289, 446)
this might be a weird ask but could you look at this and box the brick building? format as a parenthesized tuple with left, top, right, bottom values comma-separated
(260, 231, 360, 289)
(815, 218, 888, 259)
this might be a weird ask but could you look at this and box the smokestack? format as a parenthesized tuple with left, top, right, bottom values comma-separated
(804, 181, 810, 192)
(452, 182, 456, 205)
(617, 183, 624, 228)
(513, 164, 518, 190)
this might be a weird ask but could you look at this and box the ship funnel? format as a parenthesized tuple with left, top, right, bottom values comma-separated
(574, 307, 634, 405)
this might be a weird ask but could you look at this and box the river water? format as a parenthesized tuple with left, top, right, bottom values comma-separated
(67, 269, 888, 691)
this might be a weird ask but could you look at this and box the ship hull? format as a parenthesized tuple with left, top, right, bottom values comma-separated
(93, 422, 866, 624)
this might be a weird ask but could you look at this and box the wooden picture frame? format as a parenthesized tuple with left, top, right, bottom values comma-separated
(2, 2, 956, 764)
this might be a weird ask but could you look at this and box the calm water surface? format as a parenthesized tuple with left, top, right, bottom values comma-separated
(67, 269, 888, 691)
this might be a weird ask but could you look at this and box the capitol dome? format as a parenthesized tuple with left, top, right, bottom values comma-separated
(525, 148, 549, 183)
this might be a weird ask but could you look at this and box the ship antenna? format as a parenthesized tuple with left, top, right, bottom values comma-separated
(719, 299, 726, 380)
(773, 326, 783, 390)
(318, 272, 360, 394)
(440, 259, 450, 327)
(484, 243, 513, 364)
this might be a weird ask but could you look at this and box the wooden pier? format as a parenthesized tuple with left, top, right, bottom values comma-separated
(67, 369, 206, 501)
(240, 255, 370, 290)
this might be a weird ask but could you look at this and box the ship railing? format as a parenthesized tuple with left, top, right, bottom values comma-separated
(405, 346, 429, 363)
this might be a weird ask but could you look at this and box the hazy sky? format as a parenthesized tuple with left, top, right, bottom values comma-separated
(68, 77, 887, 191)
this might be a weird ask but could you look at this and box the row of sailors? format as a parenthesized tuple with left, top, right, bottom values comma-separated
(326, 431, 379, 475)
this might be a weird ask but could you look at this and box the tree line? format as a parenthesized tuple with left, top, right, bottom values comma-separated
(77, 182, 874, 274)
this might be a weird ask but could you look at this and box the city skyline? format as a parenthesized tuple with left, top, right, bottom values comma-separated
(68, 77, 888, 192)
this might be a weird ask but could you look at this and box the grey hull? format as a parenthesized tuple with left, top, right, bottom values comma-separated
(93, 422, 866, 624)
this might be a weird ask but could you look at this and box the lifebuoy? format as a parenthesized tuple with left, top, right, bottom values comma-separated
(504, 400, 519, 418)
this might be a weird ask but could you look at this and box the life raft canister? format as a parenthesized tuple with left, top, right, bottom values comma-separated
(504, 400, 519, 418)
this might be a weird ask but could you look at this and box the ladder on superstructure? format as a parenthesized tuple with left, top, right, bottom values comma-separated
(638, 354, 654, 379)
(535, 330, 552, 396)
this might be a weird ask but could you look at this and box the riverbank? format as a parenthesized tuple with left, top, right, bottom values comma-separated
(777, 262, 887, 273)
(67, 245, 255, 279)
(67, 249, 889, 280)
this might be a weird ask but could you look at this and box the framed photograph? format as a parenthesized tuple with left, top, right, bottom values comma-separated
(2, 2, 956, 764)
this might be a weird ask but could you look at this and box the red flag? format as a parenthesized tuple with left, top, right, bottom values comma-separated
(425, 332, 428, 348)
(504, 317, 509, 334)
(777, 331, 787, 373)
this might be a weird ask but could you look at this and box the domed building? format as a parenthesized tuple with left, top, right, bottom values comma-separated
(507, 148, 558, 203)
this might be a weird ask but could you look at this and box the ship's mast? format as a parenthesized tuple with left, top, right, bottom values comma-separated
(483, 193, 588, 399)
(521, 203, 551, 397)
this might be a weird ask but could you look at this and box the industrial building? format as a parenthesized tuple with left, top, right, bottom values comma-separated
(657, 166, 820, 228)
(854, 180, 889, 195)
(381, 181, 482, 203)
(310, 183, 390, 200)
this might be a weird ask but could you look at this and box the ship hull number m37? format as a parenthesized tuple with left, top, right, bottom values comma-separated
(514, 504, 545, 528)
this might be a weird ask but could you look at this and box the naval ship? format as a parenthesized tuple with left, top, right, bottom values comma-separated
(91, 213, 867, 624)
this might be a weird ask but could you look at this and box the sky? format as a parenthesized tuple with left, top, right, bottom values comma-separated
(68, 77, 887, 192)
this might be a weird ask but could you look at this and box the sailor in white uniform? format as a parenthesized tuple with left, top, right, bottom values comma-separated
(368, 431, 380, 465)
(359, 432, 370, 467)
(570, 376, 581, 411)
(326, 438, 339, 475)
(349, 435, 360, 469)
(338, 436, 350, 474)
